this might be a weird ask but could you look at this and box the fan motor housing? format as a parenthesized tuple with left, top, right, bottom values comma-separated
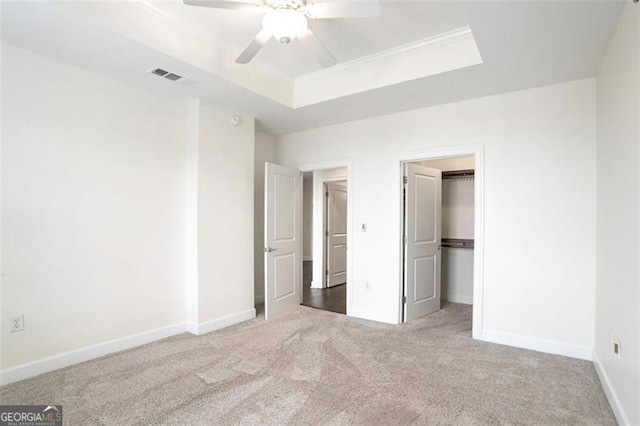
(267, 0, 305, 10)
(262, 8, 308, 43)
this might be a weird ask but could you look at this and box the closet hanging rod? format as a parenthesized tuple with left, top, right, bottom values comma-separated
(442, 238, 474, 249)
(442, 169, 474, 180)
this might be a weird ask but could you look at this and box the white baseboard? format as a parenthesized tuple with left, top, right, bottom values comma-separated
(186, 308, 256, 336)
(303, 256, 312, 261)
(350, 308, 399, 325)
(1, 308, 258, 386)
(254, 295, 265, 305)
(0, 322, 187, 386)
(480, 329, 593, 361)
(443, 293, 473, 305)
(185, 322, 199, 335)
(593, 352, 630, 425)
(310, 280, 324, 289)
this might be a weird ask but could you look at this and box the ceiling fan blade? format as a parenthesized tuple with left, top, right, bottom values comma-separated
(183, 0, 263, 11)
(236, 30, 271, 64)
(298, 29, 337, 68)
(305, 0, 381, 19)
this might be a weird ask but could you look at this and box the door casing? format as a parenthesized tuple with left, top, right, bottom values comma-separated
(394, 146, 484, 338)
(295, 159, 353, 317)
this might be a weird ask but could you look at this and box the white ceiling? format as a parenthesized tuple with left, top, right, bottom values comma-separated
(1, 0, 625, 135)
(152, 0, 480, 79)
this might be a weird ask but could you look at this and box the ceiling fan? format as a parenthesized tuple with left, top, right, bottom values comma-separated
(183, 0, 382, 68)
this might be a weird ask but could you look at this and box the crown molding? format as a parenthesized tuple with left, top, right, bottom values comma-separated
(293, 26, 483, 107)
(296, 26, 475, 84)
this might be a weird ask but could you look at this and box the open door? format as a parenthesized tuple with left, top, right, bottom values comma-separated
(326, 181, 347, 287)
(264, 162, 303, 320)
(403, 163, 442, 321)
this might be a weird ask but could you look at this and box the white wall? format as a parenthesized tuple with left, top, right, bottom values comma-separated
(2, 44, 257, 381)
(277, 79, 597, 358)
(440, 176, 475, 305)
(0, 7, 4, 372)
(253, 132, 277, 304)
(1, 43, 188, 369)
(441, 177, 474, 240)
(594, 4, 639, 424)
(422, 157, 475, 306)
(311, 168, 347, 288)
(422, 157, 475, 240)
(441, 248, 474, 305)
(192, 100, 255, 325)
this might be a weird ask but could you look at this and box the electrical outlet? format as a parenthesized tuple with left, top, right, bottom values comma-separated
(613, 341, 621, 358)
(10, 315, 24, 333)
(365, 281, 372, 291)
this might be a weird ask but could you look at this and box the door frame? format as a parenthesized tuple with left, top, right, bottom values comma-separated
(393, 146, 484, 339)
(296, 159, 353, 317)
(313, 174, 347, 290)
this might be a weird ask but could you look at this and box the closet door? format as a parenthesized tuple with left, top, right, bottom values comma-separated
(404, 163, 442, 321)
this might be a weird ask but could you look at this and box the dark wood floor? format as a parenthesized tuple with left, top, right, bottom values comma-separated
(301, 261, 346, 314)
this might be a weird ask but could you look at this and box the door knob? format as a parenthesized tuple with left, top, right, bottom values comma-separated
(263, 247, 277, 253)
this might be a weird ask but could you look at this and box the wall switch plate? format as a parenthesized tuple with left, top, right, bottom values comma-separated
(10, 315, 24, 333)
(361, 223, 367, 232)
(365, 281, 372, 291)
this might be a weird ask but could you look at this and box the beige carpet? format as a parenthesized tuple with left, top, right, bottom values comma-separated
(0, 303, 614, 425)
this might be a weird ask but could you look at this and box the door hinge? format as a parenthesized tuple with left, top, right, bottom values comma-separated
(325, 270, 329, 276)
(403, 235, 408, 245)
(403, 176, 408, 185)
(325, 191, 329, 197)
(325, 230, 329, 237)
(402, 296, 407, 303)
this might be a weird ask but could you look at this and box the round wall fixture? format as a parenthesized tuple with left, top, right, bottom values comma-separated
(230, 115, 241, 127)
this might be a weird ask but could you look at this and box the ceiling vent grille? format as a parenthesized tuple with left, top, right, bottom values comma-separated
(150, 67, 183, 82)
(165, 73, 181, 81)
(149, 68, 196, 87)
(151, 67, 181, 81)
(151, 68, 170, 77)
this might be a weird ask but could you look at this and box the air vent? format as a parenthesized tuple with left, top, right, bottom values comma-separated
(165, 73, 181, 81)
(151, 68, 169, 77)
(149, 68, 182, 82)
(149, 67, 196, 87)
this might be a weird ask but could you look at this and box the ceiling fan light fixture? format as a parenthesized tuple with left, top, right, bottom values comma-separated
(262, 9, 308, 44)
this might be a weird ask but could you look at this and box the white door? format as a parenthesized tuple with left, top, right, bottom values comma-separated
(264, 162, 303, 320)
(326, 181, 347, 287)
(403, 163, 442, 321)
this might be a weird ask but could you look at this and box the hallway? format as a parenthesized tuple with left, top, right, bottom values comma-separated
(301, 261, 346, 314)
